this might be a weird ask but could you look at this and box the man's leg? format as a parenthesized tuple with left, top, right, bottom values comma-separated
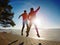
(21, 22, 25, 36)
(34, 24, 40, 37)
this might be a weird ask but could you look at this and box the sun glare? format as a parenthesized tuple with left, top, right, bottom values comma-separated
(32, 17, 43, 28)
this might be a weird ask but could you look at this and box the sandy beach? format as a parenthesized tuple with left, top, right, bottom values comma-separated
(0, 32, 60, 45)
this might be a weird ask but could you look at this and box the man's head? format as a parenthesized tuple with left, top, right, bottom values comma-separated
(30, 8, 34, 11)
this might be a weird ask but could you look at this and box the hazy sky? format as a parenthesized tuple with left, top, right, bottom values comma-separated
(6, 0, 60, 29)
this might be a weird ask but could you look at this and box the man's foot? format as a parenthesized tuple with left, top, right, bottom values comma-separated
(21, 32, 23, 36)
(37, 34, 40, 37)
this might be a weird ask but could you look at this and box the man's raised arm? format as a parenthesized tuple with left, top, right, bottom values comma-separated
(35, 6, 40, 13)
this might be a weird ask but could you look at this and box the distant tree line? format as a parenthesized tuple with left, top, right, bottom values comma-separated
(0, 0, 15, 27)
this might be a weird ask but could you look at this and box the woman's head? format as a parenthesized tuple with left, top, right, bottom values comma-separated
(24, 10, 26, 13)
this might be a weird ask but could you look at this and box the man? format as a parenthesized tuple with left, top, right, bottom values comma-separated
(26, 6, 40, 37)
(18, 10, 28, 36)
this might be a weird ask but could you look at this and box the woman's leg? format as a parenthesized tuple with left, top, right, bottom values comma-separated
(21, 22, 25, 35)
(26, 21, 32, 37)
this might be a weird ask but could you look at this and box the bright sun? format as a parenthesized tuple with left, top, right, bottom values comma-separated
(31, 17, 43, 28)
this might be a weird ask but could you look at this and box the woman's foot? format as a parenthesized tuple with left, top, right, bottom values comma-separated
(26, 31, 29, 37)
(26, 33, 29, 37)
(21, 32, 23, 36)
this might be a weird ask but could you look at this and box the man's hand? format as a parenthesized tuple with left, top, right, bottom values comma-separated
(38, 6, 40, 9)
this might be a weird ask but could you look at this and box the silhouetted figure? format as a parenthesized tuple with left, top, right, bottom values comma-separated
(26, 6, 40, 37)
(38, 43, 42, 45)
(19, 42, 24, 45)
(18, 10, 28, 36)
